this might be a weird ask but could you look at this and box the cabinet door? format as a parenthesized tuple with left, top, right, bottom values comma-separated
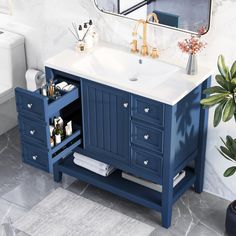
(82, 80, 130, 164)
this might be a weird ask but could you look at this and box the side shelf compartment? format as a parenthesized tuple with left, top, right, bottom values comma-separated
(15, 85, 79, 121)
(15, 69, 83, 173)
(50, 128, 82, 164)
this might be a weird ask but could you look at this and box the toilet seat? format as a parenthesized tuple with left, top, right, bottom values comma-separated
(0, 84, 14, 105)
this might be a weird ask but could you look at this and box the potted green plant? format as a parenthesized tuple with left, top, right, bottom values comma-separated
(200, 55, 236, 236)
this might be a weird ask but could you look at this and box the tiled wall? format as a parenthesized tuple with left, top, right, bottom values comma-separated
(0, 0, 235, 201)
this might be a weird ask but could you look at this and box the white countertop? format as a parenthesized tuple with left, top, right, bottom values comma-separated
(45, 42, 213, 105)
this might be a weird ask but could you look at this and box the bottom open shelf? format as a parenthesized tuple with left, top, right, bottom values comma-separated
(55, 154, 196, 212)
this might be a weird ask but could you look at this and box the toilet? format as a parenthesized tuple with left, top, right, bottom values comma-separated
(0, 30, 26, 136)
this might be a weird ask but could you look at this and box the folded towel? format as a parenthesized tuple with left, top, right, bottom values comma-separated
(73, 158, 115, 177)
(73, 152, 111, 171)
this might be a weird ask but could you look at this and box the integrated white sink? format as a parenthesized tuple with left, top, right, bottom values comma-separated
(73, 46, 181, 90)
(45, 42, 212, 105)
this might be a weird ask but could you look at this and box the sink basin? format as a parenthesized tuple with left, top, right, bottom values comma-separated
(73, 46, 181, 90)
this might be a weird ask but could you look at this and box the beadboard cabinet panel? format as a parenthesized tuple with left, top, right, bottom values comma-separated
(82, 80, 130, 164)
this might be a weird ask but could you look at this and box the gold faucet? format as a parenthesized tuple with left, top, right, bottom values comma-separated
(131, 13, 159, 58)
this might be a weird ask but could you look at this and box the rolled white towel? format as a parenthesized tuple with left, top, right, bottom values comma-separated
(55, 81, 68, 90)
(63, 84, 75, 91)
(73, 153, 111, 171)
(73, 158, 115, 177)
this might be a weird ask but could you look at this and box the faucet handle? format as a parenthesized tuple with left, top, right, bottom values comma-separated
(140, 45, 149, 56)
(130, 39, 139, 53)
(150, 47, 159, 59)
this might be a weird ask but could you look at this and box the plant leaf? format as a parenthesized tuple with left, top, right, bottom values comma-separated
(218, 55, 229, 80)
(231, 60, 236, 78)
(215, 75, 233, 91)
(224, 166, 236, 177)
(220, 137, 228, 148)
(213, 99, 226, 127)
(220, 146, 234, 159)
(203, 86, 228, 95)
(217, 147, 235, 162)
(222, 98, 236, 122)
(231, 141, 236, 158)
(226, 135, 234, 146)
(225, 136, 236, 158)
(221, 136, 234, 154)
(200, 94, 227, 106)
(231, 78, 236, 85)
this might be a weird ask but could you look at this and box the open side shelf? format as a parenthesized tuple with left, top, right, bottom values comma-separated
(50, 138, 82, 166)
(50, 125, 81, 154)
(15, 81, 80, 122)
(54, 154, 195, 212)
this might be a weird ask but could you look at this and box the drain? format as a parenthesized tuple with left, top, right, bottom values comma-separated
(129, 77, 138, 82)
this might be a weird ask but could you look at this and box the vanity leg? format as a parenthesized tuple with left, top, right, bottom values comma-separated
(194, 77, 211, 193)
(53, 163, 62, 182)
(161, 105, 176, 228)
(161, 175, 173, 228)
(54, 171, 62, 182)
(161, 199, 173, 228)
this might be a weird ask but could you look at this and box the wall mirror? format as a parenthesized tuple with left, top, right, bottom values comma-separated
(94, 0, 212, 34)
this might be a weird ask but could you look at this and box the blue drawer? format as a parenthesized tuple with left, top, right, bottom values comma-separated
(19, 116, 48, 148)
(15, 85, 79, 121)
(22, 142, 49, 171)
(15, 88, 46, 120)
(131, 147, 163, 178)
(131, 121, 164, 154)
(131, 95, 164, 127)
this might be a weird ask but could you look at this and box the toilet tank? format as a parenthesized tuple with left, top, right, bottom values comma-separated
(0, 30, 26, 89)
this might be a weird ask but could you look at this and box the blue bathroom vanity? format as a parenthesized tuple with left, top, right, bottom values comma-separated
(15, 44, 212, 228)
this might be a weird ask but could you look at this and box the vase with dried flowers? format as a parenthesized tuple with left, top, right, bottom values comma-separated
(178, 28, 207, 75)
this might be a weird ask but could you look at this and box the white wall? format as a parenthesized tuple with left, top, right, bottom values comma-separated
(0, 0, 235, 201)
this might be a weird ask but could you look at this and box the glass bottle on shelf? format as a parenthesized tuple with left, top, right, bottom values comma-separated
(41, 84, 48, 96)
(53, 117, 63, 128)
(54, 121, 64, 145)
(48, 79, 55, 99)
(50, 136, 55, 148)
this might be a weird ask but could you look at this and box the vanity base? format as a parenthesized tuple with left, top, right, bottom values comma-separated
(14, 64, 210, 229)
(53, 154, 196, 228)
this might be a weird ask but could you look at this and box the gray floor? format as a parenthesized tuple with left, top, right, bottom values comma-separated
(0, 128, 229, 236)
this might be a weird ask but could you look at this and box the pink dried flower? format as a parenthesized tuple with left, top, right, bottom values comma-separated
(178, 35, 207, 55)
(197, 26, 207, 36)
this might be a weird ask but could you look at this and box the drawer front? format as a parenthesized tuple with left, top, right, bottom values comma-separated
(19, 116, 48, 148)
(131, 147, 162, 177)
(15, 88, 46, 120)
(131, 121, 163, 154)
(22, 142, 48, 171)
(132, 95, 164, 126)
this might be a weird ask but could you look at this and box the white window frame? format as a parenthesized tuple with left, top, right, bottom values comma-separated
(0, 0, 12, 15)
